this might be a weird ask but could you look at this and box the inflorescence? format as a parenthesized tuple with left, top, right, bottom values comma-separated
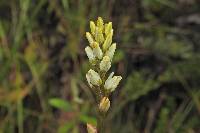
(85, 17, 122, 132)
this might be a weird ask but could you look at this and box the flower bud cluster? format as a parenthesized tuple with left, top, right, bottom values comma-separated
(85, 17, 122, 113)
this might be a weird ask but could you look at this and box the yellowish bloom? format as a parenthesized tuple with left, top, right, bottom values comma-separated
(86, 32, 94, 45)
(102, 29, 113, 51)
(100, 56, 111, 72)
(94, 27, 104, 44)
(90, 21, 96, 35)
(99, 97, 110, 113)
(105, 43, 116, 61)
(87, 123, 97, 133)
(85, 46, 95, 63)
(104, 72, 122, 92)
(86, 69, 102, 86)
(91, 42, 103, 59)
(85, 17, 122, 133)
(97, 17, 104, 31)
(105, 22, 112, 36)
(86, 73, 93, 88)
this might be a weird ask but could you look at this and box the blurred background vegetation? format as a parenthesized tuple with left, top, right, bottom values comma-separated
(0, 0, 200, 133)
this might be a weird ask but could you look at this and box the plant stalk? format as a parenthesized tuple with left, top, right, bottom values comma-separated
(97, 112, 105, 133)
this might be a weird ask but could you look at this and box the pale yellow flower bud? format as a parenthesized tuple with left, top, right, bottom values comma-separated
(102, 29, 113, 51)
(99, 97, 110, 113)
(104, 72, 122, 92)
(97, 17, 104, 31)
(100, 56, 111, 72)
(86, 69, 102, 86)
(86, 32, 94, 45)
(86, 73, 93, 88)
(91, 42, 103, 59)
(105, 22, 112, 36)
(85, 46, 95, 63)
(90, 21, 96, 35)
(98, 29, 105, 44)
(94, 27, 104, 44)
(105, 43, 116, 61)
(87, 123, 97, 133)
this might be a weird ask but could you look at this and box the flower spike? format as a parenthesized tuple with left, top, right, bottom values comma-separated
(86, 69, 102, 86)
(85, 17, 122, 133)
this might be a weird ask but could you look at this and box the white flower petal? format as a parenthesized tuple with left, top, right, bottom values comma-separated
(87, 69, 102, 86)
(100, 56, 111, 72)
(104, 73, 122, 92)
(108, 72, 114, 79)
(91, 42, 103, 59)
(85, 46, 95, 62)
(110, 76, 122, 92)
(105, 43, 116, 61)
(86, 73, 93, 88)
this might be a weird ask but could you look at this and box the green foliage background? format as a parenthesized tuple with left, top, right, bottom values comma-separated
(0, 0, 200, 133)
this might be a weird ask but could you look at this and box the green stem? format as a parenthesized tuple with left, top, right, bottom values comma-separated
(97, 116, 105, 133)
(17, 99, 23, 133)
(97, 113, 105, 133)
(8, 104, 14, 133)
